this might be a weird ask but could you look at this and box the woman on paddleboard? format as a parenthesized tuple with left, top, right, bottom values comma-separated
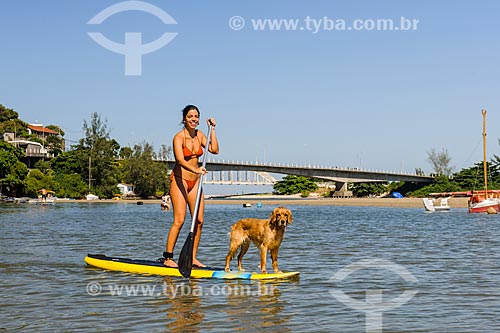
(163, 105, 219, 268)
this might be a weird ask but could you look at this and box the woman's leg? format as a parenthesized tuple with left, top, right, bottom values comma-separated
(164, 176, 187, 267)
(186, 179, 206, 267)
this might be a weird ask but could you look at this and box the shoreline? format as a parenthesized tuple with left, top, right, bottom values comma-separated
(52, 196, 470, 209)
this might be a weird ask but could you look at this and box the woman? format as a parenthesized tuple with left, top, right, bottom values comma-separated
(163, 105, 219, 268)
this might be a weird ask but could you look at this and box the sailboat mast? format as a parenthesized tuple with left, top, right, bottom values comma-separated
(88, 156, 92, 192)
(482, 109, 487, 197)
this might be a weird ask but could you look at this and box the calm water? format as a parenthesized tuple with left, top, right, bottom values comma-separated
(1, 202, 499, 332)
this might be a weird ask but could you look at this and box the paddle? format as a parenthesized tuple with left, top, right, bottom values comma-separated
(178, 124, 213, 278)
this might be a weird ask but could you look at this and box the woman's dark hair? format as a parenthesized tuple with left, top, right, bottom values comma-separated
(182, 105, 200, 122)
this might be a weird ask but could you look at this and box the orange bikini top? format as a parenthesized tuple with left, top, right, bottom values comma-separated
(183, 130, 203, 158)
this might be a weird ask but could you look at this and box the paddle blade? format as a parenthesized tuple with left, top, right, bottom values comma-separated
(178, 232, 194, 278)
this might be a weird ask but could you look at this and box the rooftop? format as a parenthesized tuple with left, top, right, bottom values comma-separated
(27, 124, 59, 135)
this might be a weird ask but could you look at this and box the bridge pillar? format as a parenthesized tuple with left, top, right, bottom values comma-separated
(333, 181, 353, 198)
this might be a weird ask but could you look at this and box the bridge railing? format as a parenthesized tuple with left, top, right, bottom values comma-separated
(200, 159, 426, 177)
(154, 157, 433, 182)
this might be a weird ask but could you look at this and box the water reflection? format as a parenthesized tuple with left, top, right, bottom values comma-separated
(157, 277, 295, 332)
(160, 276, 204, 333)
(223, 280, 292, 332)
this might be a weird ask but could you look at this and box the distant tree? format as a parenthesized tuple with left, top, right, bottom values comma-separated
(350, 182, 387, 197)
(0, 105, 28, 138)
(4, 161, 28, 196)
(273, 175, 318, 195)
(119, 146, 133, 159)
(42, 125, 65, 156)
(408, 175, 461, 197)
(80, 113, 121, 198)
(427, 148, 454, 176)
(83, 112, 109, 149)
(24, 169, 56, 197)
(120, 141, 169, 197)
(453, 161, 500, 190)
(0, 104, 18, 122)
(50, 149, 87, 176)
(45, 134, 64, 156)
(45, 124, 65, 136)
(0, 141, 27, 196)
(53, 173, 87, 198)
(34, 160, 52, 174)
(489, 142, 500, 188)
(45, 149, 90, 198)
(157, 144, 172, 161)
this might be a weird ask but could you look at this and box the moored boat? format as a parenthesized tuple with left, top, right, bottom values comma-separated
(423, 197, 450, 212)
(468, 192, 500, 213)
(468, 110, 500, 213)
(428, 110, 500, 213)
(86, 193, 99, 200)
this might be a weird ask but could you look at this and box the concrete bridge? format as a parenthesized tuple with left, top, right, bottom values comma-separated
(162, 159, 434, 196)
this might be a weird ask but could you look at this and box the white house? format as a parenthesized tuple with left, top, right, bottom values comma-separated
(117, 183, 135, 196)
(5, 139, 49, 157)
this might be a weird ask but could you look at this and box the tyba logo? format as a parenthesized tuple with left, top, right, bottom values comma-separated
(87, 1, 178, 76)
(329, 258, 418, 333)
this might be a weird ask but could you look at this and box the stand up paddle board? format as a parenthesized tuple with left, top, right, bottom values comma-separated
(84, 254, 300, 280)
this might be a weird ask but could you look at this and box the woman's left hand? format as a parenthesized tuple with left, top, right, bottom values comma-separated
(207, 118, 216, 127)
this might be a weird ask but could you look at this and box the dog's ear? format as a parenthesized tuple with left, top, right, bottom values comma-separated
(269, 208, 278, 225)
(286, 209, 293, 224)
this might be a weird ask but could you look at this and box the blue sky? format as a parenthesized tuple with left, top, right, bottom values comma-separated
(1, 0, 500, 189)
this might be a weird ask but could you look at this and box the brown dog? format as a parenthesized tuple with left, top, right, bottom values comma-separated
(224, 207, 293, 274)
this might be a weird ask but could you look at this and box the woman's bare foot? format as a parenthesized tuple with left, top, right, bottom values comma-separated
(164, 258, 178, 268)
(192, 259, 206, 268)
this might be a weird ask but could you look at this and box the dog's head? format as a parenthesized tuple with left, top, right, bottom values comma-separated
(270, 207, 293, 228)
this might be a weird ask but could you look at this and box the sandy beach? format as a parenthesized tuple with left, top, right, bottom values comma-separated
(60, 196, 470, 209)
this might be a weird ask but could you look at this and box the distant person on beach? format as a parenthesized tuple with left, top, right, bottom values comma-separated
(39, 188, 48, 202)
(161, 192, 171, 211)
(162, 105, 219, 268)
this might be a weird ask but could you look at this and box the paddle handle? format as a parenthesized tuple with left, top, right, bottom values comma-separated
(189, 124, 213, 233)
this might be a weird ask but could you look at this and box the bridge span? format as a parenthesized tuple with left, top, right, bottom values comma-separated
(162, 159, 434, 194)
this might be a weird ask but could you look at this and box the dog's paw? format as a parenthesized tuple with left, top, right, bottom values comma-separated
(224, 267, 231, 272)
(238, 268, 246, 272)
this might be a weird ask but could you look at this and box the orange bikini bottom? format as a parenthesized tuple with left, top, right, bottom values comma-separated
(170, 173, 198, 192)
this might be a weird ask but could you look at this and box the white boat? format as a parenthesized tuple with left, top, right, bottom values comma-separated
(28, 197, 56, 205)
(423, 197, 450, 212)
(86, 156, 99, 201)
(86, 193, 99, 200)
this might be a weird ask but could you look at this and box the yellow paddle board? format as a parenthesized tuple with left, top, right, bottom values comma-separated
(85, 254, 300, 280)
